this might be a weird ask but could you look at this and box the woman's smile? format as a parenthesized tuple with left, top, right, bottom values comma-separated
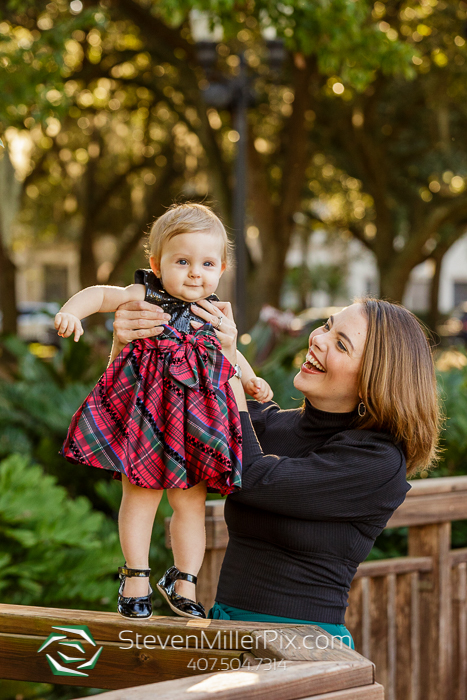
(303, 348, 326, 373)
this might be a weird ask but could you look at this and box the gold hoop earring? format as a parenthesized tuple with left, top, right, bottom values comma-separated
(358, 401, 366, 417)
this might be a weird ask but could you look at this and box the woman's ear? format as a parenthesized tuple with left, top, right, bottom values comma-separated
(149, 256, 161, 278)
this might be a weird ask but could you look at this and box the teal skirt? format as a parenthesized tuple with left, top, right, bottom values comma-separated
(208, 601, 354, 649)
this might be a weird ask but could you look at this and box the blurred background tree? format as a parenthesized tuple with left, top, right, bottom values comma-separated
(1, 0, 466, 328)
(0, 0, 426, 329)
(311, 0, 467, 328)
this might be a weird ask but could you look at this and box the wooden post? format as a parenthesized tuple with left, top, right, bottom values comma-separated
(451, 562, 467, 700)
(197, 500, 228, 610)
(165, 500, 227, 612)
(370, 576, 389, 692)
(346, 577, 363, 653)
(394, 573, 414, 700)
(408, 522, 451, 700)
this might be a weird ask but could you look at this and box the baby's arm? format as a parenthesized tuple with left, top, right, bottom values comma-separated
(236, 351, 274, 404)
(55, 284, 146, 341)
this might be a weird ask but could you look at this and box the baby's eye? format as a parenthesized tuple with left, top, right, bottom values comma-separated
(176, 259, 188, 265)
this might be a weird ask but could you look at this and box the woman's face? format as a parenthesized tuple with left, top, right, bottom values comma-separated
(293, 303, 368, 413)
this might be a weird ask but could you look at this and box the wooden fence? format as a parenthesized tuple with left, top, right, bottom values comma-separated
(176, 476, 467, 700)
(2, 474, 467, 699)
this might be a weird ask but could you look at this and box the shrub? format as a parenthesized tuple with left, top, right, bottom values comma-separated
(0, 336, 111, 508)
(0, 454, 121, 609)
(436, 358, 467, 477)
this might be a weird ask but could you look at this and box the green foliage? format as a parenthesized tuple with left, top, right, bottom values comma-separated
(0, 453, 121, 608)
(0, 5, 103, 126)
(0, 0, 415, 127)
(157, 0, 415, 88)
(255, 0, 415, 87)
(368, 527, 408, 561)
(0, 680, 104, 700)
(436, 359, 467, 476)
(0, 336, 109, 504)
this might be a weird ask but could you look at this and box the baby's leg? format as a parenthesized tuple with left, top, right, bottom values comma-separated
(167, 481, 207, 601)
(119, 475, 164, 597)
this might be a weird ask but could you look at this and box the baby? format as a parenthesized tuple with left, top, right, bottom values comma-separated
(55, 202, 272, 620)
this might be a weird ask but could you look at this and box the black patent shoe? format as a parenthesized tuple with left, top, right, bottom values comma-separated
(117, 565, 152, 619)
(157, 566, 206, 619)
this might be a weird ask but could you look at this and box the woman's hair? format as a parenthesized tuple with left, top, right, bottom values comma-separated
(147, 202, 233, 266)
(356, 298, 441, 476)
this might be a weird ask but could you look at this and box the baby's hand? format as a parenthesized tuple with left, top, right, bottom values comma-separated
(55, 312, 84, 342)
(243, 377, 274, 403)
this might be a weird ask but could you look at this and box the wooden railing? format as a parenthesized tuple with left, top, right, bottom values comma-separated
(0, 604, 383, 699)
(172, 476, 467, 700)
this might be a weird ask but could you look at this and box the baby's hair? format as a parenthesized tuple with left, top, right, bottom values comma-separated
(147, 203, 233, 267)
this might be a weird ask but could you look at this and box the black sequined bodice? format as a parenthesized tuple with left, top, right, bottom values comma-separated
(134, 269, 219, 334)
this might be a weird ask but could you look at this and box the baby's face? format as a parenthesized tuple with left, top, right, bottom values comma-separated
(150, 230, 226, 303)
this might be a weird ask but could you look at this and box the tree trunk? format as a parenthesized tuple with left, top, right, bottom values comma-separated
(78, 149, 100, 289)
(0, 152, 21, 336)
(0, 230, 17, 335)
(108, 163, 174, 284)
(377, 244, 420, 304)
(253, 229, 289, 306)
(79, 222, 98, 288)
(427, 255, 442, 332)
(378, 269, 409, 303)
(426, 228, 465, 332)
(246, 58, 314, 325)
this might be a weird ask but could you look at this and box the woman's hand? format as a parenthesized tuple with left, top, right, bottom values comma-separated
(113, 301, 171, 346)
(191, 299, 238, 365)
(192, 299, 248, 411)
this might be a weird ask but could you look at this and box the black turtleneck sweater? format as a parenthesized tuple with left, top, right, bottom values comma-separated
(215, 400, 410, 624)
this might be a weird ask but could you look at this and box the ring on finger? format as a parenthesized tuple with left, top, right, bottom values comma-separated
(215, 316, 223, 330)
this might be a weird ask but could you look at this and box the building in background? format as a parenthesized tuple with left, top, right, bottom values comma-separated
(10, 228, 467, 336)
(283, 228, 467, 316)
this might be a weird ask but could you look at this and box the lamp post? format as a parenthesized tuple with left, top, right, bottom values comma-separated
(231, 53, 248, 333)
(191, 14, 284, 331)
(195, 42, 250, 332)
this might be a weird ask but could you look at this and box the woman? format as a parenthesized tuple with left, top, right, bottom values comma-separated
(111, 297, 440, 647)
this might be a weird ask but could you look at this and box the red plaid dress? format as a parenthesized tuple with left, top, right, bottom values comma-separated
(61, 324, 242, 494)
(61, 269, 242, 494)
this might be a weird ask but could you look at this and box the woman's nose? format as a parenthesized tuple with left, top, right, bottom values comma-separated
(310, 330, 325, 351)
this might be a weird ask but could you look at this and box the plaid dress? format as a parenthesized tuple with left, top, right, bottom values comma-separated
(60, 271, 242, 495)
